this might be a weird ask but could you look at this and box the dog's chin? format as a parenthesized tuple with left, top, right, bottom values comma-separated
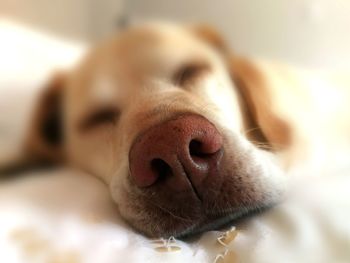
(176, 202, 277, 239)
(126, 199, 278, 238)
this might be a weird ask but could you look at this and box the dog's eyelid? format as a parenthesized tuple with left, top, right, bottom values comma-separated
(174, 62, 211, 86)
(78, 107, 120, 132)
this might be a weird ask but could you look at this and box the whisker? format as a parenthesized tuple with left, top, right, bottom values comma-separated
(243, 126, 261, 136)
(143, 197, 194, 223)
(249, 140, 284, 150)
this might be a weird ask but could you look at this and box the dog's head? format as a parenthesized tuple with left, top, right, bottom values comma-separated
(25, 23, 289, 237)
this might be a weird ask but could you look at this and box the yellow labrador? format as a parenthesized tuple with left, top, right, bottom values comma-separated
(5, 23, 350, 237)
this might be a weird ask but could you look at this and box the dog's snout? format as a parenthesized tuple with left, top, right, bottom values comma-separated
(129, 114, 223, 192)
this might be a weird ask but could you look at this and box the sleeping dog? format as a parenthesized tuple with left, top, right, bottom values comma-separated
(4, 23, 350, 237)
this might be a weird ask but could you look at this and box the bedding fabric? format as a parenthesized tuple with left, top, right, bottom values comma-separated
(1, 167, 350, 263)
(0, 19, 350, 263)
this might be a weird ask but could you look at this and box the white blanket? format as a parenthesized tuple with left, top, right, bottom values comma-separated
(1, 166, 350, 263)
(1, 19, 349, 263)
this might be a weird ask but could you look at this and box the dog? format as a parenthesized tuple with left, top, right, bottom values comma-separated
(3, 22, 350, 238)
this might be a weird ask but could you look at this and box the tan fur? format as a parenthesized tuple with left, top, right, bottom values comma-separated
(25, 73, 66, 163)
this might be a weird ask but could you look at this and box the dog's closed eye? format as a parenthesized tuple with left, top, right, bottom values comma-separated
(174, 62, 210, 86)
(78, 107, 120, 132)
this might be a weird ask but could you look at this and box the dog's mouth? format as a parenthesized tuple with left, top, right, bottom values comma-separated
(175, 202, 276, 239)
(122, 183, 279, 238)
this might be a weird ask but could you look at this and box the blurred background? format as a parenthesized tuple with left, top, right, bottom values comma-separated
(0, 0, 350, 161)
(1, 0, 350, 69)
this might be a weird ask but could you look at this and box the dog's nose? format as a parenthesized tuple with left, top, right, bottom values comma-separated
(129, 114, 223, 192)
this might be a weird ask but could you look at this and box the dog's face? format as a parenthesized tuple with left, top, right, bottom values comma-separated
(29, 24, 286, 237)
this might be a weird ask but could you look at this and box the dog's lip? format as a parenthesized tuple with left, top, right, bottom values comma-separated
(173, 202, 276, 239)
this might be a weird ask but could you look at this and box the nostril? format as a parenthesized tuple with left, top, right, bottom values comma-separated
(189, 138, 222, 158)
(189, 140, 206, 157)
(151, 158, 172, 183)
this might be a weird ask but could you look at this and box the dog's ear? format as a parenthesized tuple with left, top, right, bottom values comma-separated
(0, 73, 66, 176)
(190, 24, 231, 58)
(229, 58, 291, 149)
(191, 25, 291, 150)
(24, 73, 66, 164)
